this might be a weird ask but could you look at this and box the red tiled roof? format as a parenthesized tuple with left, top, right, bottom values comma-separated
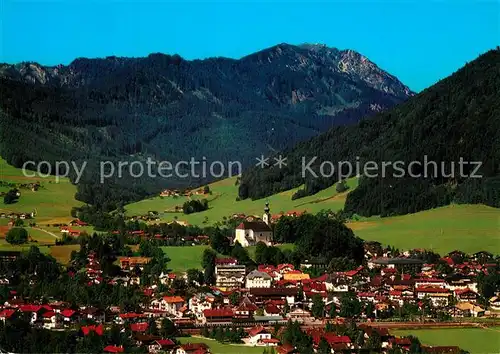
(130, 322, 149, 332)
(415, 287, 450, 294)
(0, 309, 16, 318)
(203, 308, 234, 317)
(248, 325, 267, 337)
(277, 344, 296, 354)
(393, 337, 412, 345)
(42, 311, 56, 318)
(163, 296, 184, 303)
(181, 343, 209, 351)
(265, 303, 281, 314)
(19, 305, 42, 312)
(262, 338, 280, 344)
(60, 309, 76, 317)
(215, 257, 237, 265)
(415, 278, 445, 283)
(324, 334, 351, 345)
(81, 324, 104, 336)
(103, 345, 124, 353)
(119, 312, 145, 319)
(156, 339, 175, 347)
(455, 288, 476, 295)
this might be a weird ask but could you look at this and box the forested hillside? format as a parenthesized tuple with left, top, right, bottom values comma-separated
(238, 49, 500, 217)
(0, 43, 411, 210)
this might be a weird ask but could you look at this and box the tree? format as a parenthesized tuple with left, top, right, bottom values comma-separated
(13, 219, 24, 227)
(339, 292, 362, 318)
(231, 242, 252, 265)
(317, 338, 331, 354)
(186, 268, 204, 286)
(311, 294, 325, 318)
(159, 318, 176, 337)
(229, 292, 241, 306)
(366, 331, 381, 350)
(3, 189, 19, 204)
(336, 180, 349, 193)
(210, 228, 230, 254)
(6, 227, 28, 244)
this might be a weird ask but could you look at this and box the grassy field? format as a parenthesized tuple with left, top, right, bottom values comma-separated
(0, 157, 82, 224)
(393, 327, 500, 354)
(162, 244, 294, 273)
(177, 336, 264, 354)
(126, 177, 358, 225)
(350, 204, 500, 254)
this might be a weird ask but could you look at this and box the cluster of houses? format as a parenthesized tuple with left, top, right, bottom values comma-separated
(160, 188, 207, 198)
(1, 211, 35, 221)
(0, 244, 498, 353)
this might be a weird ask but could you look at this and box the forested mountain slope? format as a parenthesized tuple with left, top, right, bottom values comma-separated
(238, 49, 500, 216)
(0, 43, 411, 210)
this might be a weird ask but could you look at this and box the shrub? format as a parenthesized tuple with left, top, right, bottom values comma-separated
(6, 227, 28, 244)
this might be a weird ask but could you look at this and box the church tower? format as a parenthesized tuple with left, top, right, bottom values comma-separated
(263, 201, 271, 225)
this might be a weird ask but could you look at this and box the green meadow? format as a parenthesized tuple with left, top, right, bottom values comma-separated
(177, 336, 263, 354)
(393, 327, 500, 354)
(0, 157, 83, 224)
(126, 177, 358, 225)
(162, 243, 294, 273)
(350, 204, 500, 254)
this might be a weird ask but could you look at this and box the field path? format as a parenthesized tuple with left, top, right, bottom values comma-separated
(29, 227, 59, 239)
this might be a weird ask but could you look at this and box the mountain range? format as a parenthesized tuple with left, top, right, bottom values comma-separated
(0, 43, 412, 209)
(239, 49, 500, 216)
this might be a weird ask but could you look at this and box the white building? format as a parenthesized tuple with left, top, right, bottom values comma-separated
(215, 264, 246, 289)
(246, 270, 272, 288)
(233, 203, 273, 247)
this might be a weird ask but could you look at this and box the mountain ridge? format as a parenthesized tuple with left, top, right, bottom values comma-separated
(0, 43, 413, 209)
(238, 49, 500, 216)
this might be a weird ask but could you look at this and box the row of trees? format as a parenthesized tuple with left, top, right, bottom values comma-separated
(238, 50, 500, 217)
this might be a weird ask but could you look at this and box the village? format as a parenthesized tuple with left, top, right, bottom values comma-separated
(0, 202, 499, 354)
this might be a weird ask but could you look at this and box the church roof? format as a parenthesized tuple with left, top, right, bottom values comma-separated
(236, 221, 271, 232)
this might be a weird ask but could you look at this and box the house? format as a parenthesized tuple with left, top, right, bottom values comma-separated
(18, 304, 43, 324)
(176, 343, 209, 354)
(159, 296, 186, 318)
(118, 257, 152, 271)
(489, 296, 500, 310)
(415, 287, 451, 306)
(201, 308, 234, 324)
(247, 325, 272, 345)
(246, 270, 272, 288)
(234, 221, 273, 247)
(81, 324, 104, 336)
(234, 296, 258, 319)
(0, 308, 16, 322)
(69, 219, 88, 226)
(454, 302, 485, 317)
(415, 278, 446, 289)
(325, 275, 349, 293)
(283, 271, 310, 282)
(215, 257, 238, 266)
(103, 346, 125, 353)
(250, 288, 297, 306)
(264, 302, 281, 316)
(130, 322, 149, 332)
(288, 307, 312, 319)
(189, 293, 215, 320)
(454, 288, 478, 302)
(215, 264, 246, 289)
(60, 309, 78, 323)
(42, 311, 58, 329)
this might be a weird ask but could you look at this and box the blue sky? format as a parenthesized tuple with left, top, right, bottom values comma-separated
(1, 1, 498, 91)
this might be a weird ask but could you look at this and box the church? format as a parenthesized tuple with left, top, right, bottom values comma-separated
(233, 203, 273, 247)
